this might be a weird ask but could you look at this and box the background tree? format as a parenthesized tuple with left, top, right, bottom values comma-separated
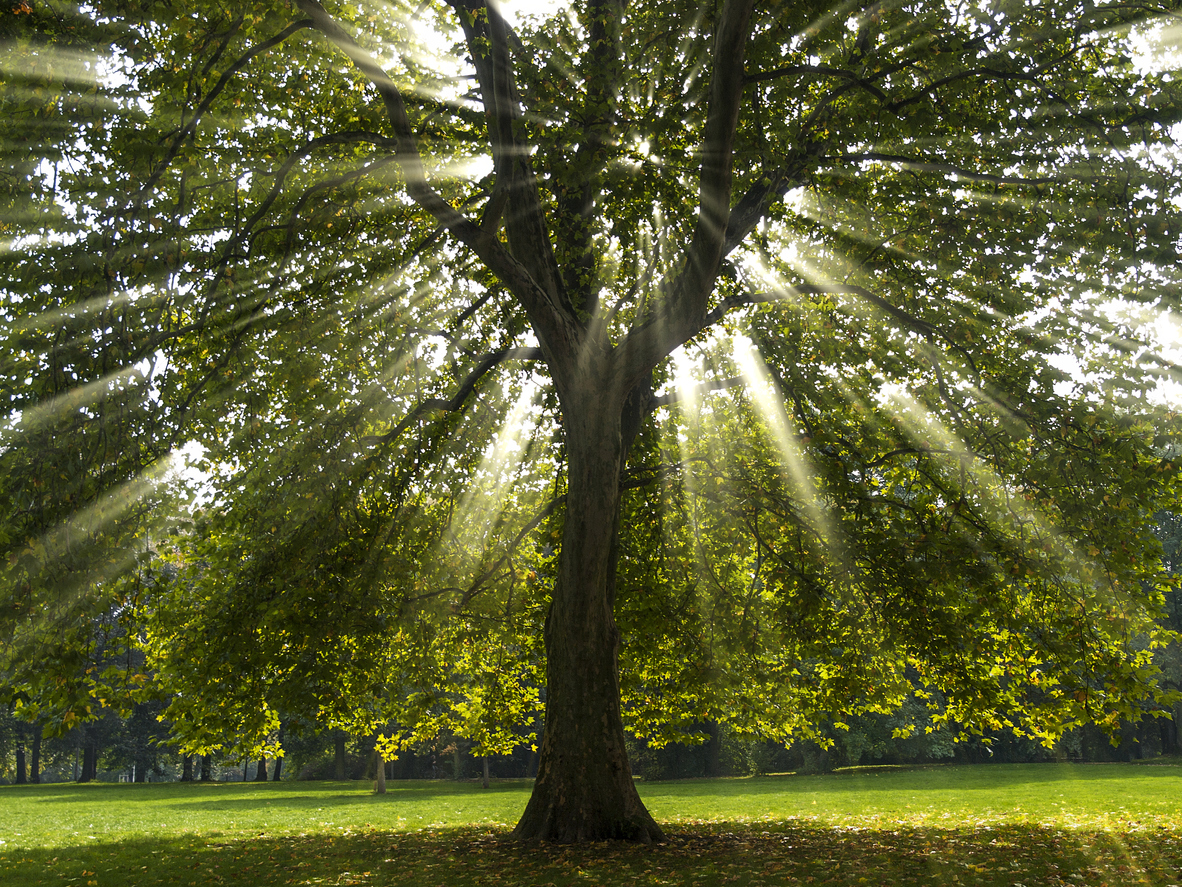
(3, 0, 1182, 840)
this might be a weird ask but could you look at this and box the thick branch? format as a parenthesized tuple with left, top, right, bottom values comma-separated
(294, 0, 578, 374)
(615, 0, 756, 385)
(553, 0, 627, 317)
(448, 0, 567, 309)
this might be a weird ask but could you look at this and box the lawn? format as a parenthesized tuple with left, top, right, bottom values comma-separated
(2, 763, 1180, 886)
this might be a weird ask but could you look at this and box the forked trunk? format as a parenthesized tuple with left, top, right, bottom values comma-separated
(513, 384, 663, 843)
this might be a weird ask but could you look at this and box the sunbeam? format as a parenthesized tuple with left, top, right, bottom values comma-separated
(731, 333, 844, 560)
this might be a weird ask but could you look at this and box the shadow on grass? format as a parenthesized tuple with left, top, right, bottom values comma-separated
(17, 779, 535, 811)
(3, 822, 1181, 887)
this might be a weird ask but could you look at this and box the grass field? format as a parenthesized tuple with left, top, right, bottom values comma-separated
(2, 763, 1181, 886)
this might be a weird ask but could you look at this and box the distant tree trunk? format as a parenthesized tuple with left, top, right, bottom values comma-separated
(704, 722, 721, 778)
(334, 732, 347, 780)
(453, 744, 462, 780)
(273, 721, 286, 781)
(200, 754, 213, 781)
(15, 744, 27, 784)
(80, 744, 97, 782)
(482, 755, 490, 789)
(373, 750, 386, 794)
(30, 723, 41, 784)
(254, 756, 268, 781)
(181, 755, 194, 782)
(134, 759, 147, 782)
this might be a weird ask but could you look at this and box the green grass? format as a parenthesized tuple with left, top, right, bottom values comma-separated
(2, 763, 1181, 885)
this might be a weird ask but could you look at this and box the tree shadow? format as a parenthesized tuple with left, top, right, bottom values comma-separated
(3, 822, 1180, 886)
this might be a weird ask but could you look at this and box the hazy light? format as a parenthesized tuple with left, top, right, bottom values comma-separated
(731, 334, 842, 554)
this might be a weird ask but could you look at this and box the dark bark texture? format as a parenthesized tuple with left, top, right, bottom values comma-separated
(513, 385, 664, 843)
(29, 723, 41, 784)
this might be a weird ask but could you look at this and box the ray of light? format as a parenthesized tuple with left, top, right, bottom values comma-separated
(448, 381, 541, 559)
(10, 453, 181, 640)
(730, 333, 843, 560)
(875, 382, 1109, 594)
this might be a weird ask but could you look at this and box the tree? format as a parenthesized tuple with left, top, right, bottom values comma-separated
(4, 0, 1182, 841)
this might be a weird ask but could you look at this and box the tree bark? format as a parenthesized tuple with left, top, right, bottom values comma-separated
(30, 723, 41, 784)
(704, 722, 721, 778)
(273, 721, 286, 780)
(15, 744, 26, 785)
(482, 755, 489, 789)
(181, 754, 194, 782)
(334, 732, 347, 780)
(200, 754, 213, 781)
(255, 756, 268, 781)
(80, 744, 97, 783)
(373, 750, 386, 794)
(512, 382, 663, 843)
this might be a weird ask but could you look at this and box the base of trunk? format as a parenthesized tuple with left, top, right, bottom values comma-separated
(513, 798, 664, 843)
(512, 757, 665, 843)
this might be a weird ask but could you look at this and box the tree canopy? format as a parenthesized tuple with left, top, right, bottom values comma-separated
(3, 0, 1182, 841)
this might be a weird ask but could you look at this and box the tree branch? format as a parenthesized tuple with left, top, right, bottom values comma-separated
(459, 496, 563, 608)
(137, 19, 315, 201)
(552, 0, 627, 317)
(294, 0, 578, 373)
(704, 286, 981, 381)
(648, 376, 745, 411)
(615, 0, 757, 385)
(447, 0, 568, 309)
(365, 346, 543, 450)
(832, 152, 1058, 187)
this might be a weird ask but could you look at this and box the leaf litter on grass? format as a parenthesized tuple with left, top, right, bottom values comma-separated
(6, 822, 1180, 887)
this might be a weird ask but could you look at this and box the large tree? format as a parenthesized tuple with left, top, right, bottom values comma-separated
(4, 0, 1182, 841)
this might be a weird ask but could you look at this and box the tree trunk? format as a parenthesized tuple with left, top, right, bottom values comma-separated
(334, 732, 347, 780)
(200, 754, 212, 781)
(273, 721, 286, 781)
(80, 744, 97, 783)
(181, 755, 194, 782)
(512, 382, 663, 843)
(373, 750, 386, 794)
(255, 756, 268, 781)
(482, 755, 490, 789)
(704, 722, 721, 778)
(29, 723, 41, 784)
(15, 744, 26, 785)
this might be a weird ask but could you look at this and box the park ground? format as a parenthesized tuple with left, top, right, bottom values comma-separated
(2, 762, 1182, 886)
